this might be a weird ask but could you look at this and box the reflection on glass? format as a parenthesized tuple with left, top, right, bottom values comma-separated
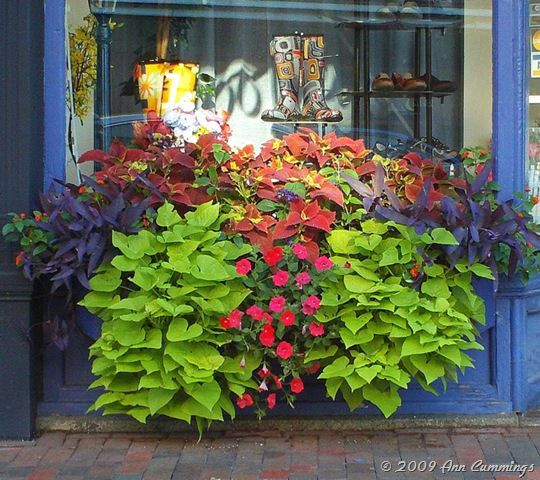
(65, 0, 492, 183)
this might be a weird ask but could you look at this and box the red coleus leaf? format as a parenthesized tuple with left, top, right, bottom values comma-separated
(403, 152, 423, 167)
(284, 133, 308, 158)
(245, 231, 275, 253)
(356, 160, 377, 176)
(404, 179, 445, 211)
(147, 173, 165, 187)
(309, 181, 344, 206)
(78, 149, 109, 165)
(184, 186, 212, 206)
(109, 138, 127, 159)
(170, 149, 196, 168)
(272, 220, 298, 240)
(303, 240, 320, 263)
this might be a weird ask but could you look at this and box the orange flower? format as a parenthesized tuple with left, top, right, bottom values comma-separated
(34, 213, 42, 221)
(533, 196, 539, 205)
(15, 251, 24, 266)
(410, 267, 419, 278)
(78, 186, 86, 194)
(96, 179, 105, 185)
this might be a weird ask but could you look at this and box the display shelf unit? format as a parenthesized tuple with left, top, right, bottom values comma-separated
(343, 0, 462, 146)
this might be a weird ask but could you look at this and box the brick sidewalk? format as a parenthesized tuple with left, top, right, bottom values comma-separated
(1, 428, 540, 480)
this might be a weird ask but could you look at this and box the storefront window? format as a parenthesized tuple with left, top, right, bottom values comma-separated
(66, 0, 492, 180)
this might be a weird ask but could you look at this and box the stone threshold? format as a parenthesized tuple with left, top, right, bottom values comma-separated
(36, 412, 540, 435)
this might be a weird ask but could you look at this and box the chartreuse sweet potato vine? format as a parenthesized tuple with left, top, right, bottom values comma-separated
(81, 202, 260, 432)
(314, 219, 490, 417)
(82, 202, 493, 428)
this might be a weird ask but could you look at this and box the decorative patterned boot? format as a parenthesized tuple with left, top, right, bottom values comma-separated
(261, 35, 302, 122)
(301, 35, 342, 122)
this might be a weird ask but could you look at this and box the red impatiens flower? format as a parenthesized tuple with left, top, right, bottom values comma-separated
(236, 258, 252, 275)
(228, 309, 244, 328)
(273, 375, 283, 389)
(302, 295, 321, 315)
(280, 310, 296, 327)
(246, 305, 265, 320)
(262, 312, 274, 324)
(264, 246, 284, 266)
(19, 213, 26, 219)
(219, 316, 231, 329)
(290, 377, 304, 394)
(269, 296, 286, 313)
(267, 393, 276, 409)
(259, 324, 275, 347)
(272, 270, 289, 287)
(292, 243, 309, 260)
(309, 322, 325, 337)
(276, 341, 293, 359)
(236, 393, 254, 409)
(295, 272, 311, 289)
(314, 256, 333, 271)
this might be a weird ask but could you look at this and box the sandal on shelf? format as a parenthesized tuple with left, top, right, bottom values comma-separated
(400, 1, 423, 18)
(373, 7, 398, 21)
(372, 73, 395, 91)
(392, 72, 427, 91)
(419, 73, 456, 92)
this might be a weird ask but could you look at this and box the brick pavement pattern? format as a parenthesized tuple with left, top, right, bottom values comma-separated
(1, 428, 539, 480)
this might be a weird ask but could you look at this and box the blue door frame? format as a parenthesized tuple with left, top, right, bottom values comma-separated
(40, 0, 540, 417)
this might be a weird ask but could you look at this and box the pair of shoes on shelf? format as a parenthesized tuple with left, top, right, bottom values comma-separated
(372, 72, 456, 92)
(375, 1, 422, 21)
(372, 72, 426, 91)
(420, 0, 455, 10)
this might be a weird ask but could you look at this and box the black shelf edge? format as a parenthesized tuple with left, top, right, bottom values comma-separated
(336, 17, 461, 31)
(338, 90, 456, 98)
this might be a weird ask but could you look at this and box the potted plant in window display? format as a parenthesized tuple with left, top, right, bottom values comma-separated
(5, 119, 540, 434)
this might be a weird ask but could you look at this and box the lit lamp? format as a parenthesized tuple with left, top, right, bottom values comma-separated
(136, 60, 199, 116)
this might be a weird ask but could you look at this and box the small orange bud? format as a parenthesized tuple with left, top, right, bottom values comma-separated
(34, 213, 42, 221)
(78, 186, 86, 194)
(15, 251, 24, 266)
(533, 196, 539, 205)
(19, 213, 26, 219)
(518, 212, 524, 218)
(410, 267, 419, 278)
(143, 218, 150, 227)
(96, 179, 105, 185)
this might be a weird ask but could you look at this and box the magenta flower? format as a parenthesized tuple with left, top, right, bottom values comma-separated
(269, 296, 286, 313)
(314, 256, 333, 271)
(292, 243, 309, 260)
(295, 272, 311, 289)
(272, 270, 289, 287)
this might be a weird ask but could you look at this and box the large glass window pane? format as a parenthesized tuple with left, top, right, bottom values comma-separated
(66, 0, 492, 180)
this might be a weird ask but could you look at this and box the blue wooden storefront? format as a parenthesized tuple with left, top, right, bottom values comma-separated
(36, 0, 540, 419)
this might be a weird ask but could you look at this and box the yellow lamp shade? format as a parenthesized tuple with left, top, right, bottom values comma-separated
(137, 61, 199, 116)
